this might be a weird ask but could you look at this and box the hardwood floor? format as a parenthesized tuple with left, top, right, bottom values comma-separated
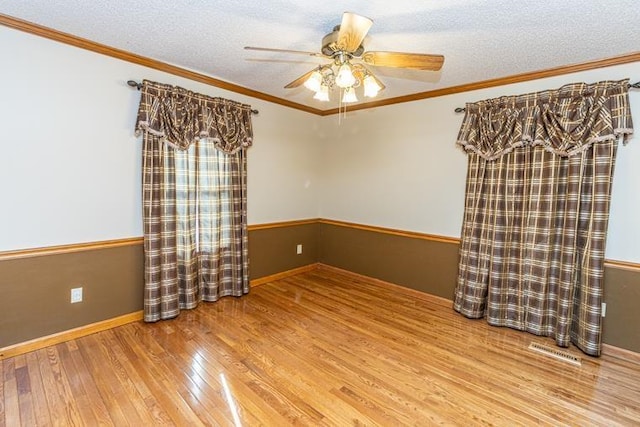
(2, 266, 639, 426)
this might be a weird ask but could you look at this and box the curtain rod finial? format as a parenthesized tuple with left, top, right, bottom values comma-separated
(127, 80, 142, 90)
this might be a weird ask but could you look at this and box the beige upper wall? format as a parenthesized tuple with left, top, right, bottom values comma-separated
(0, 25, 321, 252)
(2, 22, 639, 264)
(318, 64, 640, 263)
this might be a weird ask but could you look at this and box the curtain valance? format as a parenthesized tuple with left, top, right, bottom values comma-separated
(456, 79, 633, 161)
(135, 79, 253, 153)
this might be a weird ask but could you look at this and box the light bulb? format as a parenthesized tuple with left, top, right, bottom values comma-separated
(303, 70, 323, 92)
(342, 87, 358, 103)
(335, 63, 356, 88)
(363, 74, 382, 98)
(313, 84, 330, 102)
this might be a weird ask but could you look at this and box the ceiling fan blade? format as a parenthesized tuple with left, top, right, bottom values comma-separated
(284, 68, 318, 89)
(362, 51, 445, 71)
(244, 46, 325, 57)
(336, 12, 373, 52)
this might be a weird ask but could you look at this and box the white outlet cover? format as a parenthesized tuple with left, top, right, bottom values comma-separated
(296, 244, 303, 254)
(71, 287, 83, 303)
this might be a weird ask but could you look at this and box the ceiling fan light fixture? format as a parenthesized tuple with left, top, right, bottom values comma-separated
(313, 84, 330, 101)
(363, 74, 382, 98)
(335, 63, 356, 88)
(303, 70, 323, 92)
(342, 87, 358, 103)
(252, 11, 445, 107)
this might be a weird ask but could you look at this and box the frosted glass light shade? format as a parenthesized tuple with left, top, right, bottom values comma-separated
(342, 87, 358, 103)
(363, 75, 382, 98)
(335, 63, 356, 88)
(303, 70, 323, 92)
(313, 84, 330, 101)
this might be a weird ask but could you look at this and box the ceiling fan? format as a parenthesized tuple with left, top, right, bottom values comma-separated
(245, 12, 444, 104)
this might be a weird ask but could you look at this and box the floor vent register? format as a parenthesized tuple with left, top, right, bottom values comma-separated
(528, 342, 582, 367)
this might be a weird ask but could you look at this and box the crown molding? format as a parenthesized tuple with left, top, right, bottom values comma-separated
(0, 13, 324, 116)
(1, 12, 639, 116)
(320, 52, 640, 115)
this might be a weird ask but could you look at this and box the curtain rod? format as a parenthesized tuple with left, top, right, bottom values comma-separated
(453, 80, 640, 113)
(127, 80, 259, 115)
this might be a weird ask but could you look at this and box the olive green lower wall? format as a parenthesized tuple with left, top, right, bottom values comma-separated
(0, 222, 319, 348)
(2, 220, 638, 353)
(249, 222, 318, 279)
(602, 267, 640, 353)
(0, 244, 145, 348)
(318, 222, 640, 354)
(318, 223, 459, 300)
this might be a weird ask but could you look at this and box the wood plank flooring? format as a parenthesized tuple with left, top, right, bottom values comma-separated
(2, 266, 639, 426)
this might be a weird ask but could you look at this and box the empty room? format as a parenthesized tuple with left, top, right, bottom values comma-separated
(1, 1, 639, 425)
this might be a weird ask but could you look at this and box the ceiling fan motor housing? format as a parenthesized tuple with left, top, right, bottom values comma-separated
(321, 26, 365, 57)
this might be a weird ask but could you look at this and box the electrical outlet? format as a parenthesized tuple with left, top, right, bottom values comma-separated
(601, 302, 607, 317)
(71, 287, 83, 303)
(296, 244, 303, 255)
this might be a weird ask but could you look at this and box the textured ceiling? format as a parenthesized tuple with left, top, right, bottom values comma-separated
(2, 0, 640, 110)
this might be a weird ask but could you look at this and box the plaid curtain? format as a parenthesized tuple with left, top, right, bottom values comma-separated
(135, 80, 253, 322)
(453, 80, 633, 356)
